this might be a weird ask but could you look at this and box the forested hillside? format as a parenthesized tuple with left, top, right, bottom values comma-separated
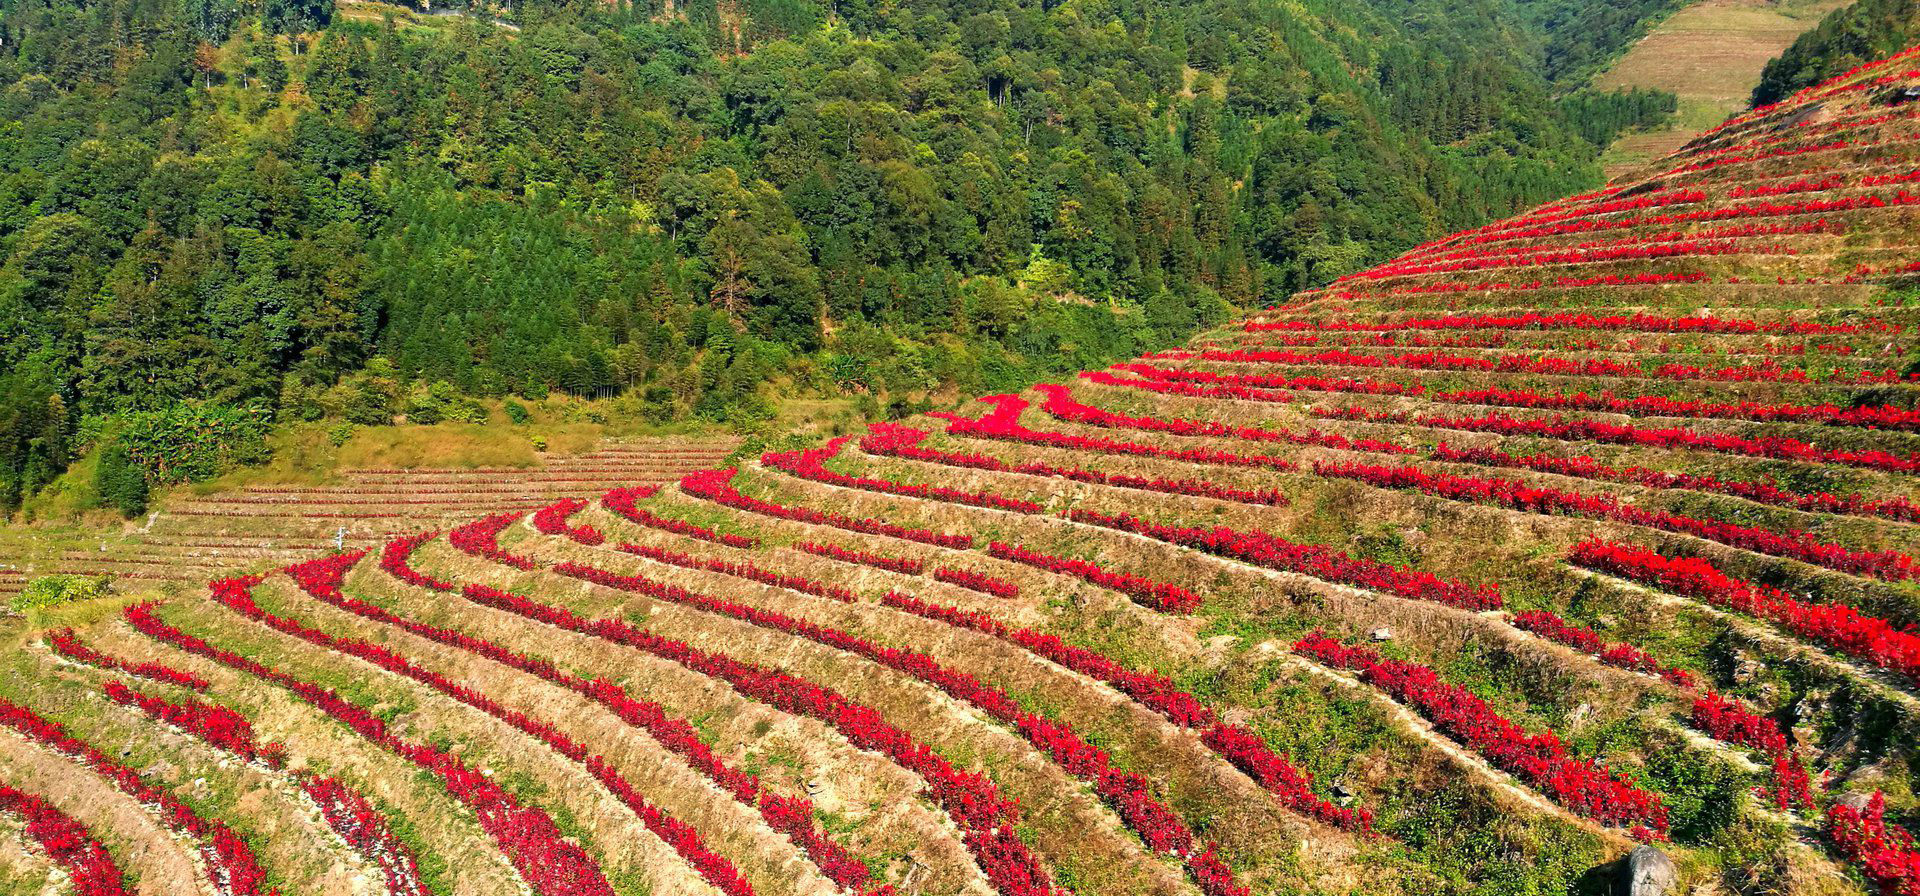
(0, 0, 1680, 512)
(1754, 0, 1920, 105)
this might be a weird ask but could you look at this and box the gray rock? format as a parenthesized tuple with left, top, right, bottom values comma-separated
(1619, 845, 1676, 896)
(1369, 628, 1393, 642)
(1835, 791, 1874, 811)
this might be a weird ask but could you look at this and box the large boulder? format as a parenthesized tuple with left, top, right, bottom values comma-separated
(1619, 846, 1676, 896)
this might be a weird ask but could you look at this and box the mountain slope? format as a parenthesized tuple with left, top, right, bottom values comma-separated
(7, 36, 1920, 896)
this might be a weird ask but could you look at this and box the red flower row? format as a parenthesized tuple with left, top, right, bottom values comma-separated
(1293, 633, 1668, 836)
(679, 468, 974, 550)
(602, 486, 760, 549)
(1126, 362, 1920, 431)
(0, 694, 276, 896)
(1431, 386, 1920, 431)
(551, 560, 1250, 896)
(1691, 693, 1813, 811)
(930, 567, 1020, 598)
(619, 541, 857, 602)
(1509, 611, 1695, 688)
(861, 423, 1288, 506)
(1323, 270, 1713, 299)
(936, 395, 1302, 473)
(1327, 407, 1920, 475)
(792, 541, 926, 575)
(764, 437, 1043, 514)
(879, 592, 1371, 832)
(128, 590, 620, 896)
(380, 532, 459, 590)
(337, 537, 885, 894)
(104, 681, 283, 767)
(1040, 383, 1413, 455)
(1827, 792, 1920, 895)
(299, 776, 433, 896)
(0, 783, 129, 896)
(1062, 510, 1502, 610)
(985, 542, 1201, 613)
(450, 576, 1059, 896)
(1198, 347, 1909, 385)
(1431, 444, 1920, 524)
(1318, 460, 1920, 582)
(1358, 236, 1795, 282)
(448, 512, 539, 570)
(531, 499, 605, 545)
(47, 627, 209, 690)
(1567, 539, 1920, 687)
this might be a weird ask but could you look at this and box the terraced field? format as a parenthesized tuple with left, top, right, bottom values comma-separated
(2, 440, 736, 599)
(9, 45, 1920, 896)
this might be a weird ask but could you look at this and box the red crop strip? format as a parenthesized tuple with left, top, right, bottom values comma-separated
(268, 554, 757, 896)
(860, 424, 1287, 506)
(1325, 406, 1920, 475)
(0, 784, 130, 896)
(1062, 510, 1501, 610)
(619, 542, 858, 603)
(792, 541, 926, 575)
(602, 486, 760, 549)
(1431, 444, 1920, 525)
(680, 468, 974, 550)
(984, 542, 1201, 614)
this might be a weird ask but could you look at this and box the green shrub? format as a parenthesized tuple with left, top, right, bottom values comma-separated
(12, 574, 112, 613)
(326, 423, 356, 447)
(93, 442, 149, 517)
(503, 400, 531, 424)
(116, 402, 271, 485)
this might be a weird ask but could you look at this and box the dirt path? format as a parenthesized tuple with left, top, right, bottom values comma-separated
(1591, 0, 1845, 179)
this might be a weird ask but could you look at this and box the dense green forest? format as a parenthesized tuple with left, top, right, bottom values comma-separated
(1754, 0, 1918, 106)
(0, 0, 1684, 512)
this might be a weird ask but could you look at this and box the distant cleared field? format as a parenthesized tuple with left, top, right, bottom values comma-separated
(1593, 0, 1844, 178)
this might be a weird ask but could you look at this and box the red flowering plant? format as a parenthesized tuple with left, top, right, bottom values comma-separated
(1065, 510, 1501, 610)
(1828, 792, 1920, 894)
(1510, 611, 1695, 688)
(531, 498, 605, 545)
(602, 485, 760, 549)
(1691, 693, 1814, 811)
(0, 784, 130, 896)
(793, 541, 926, 575)
(0, 694, 277, 896)
(679, 468, 974, 550)
(125, 593, 621, 896)
(335, 539, 888, 895)
(986, 542, 1202, 613)
(861, 423, 1287, 506)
